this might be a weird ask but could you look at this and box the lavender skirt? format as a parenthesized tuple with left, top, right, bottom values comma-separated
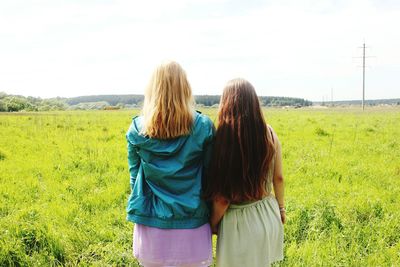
(133, 223, 213, 267)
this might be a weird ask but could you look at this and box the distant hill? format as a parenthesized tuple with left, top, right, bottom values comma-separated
(64, 94, 313, 107)
(65, 94, 143, 106)
(1, 92, 313, 112)
(2, 91, 399, 112)
(314, 98, 400, 106)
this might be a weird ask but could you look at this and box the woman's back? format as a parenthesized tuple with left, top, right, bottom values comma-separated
(126, 111, 214, 229)
(127, 61, 215, 267)
(230, 125, 276, 205)
(216, 125, 283, 267)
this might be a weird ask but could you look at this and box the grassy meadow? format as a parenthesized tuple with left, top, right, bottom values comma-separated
(0, 107, 400, 266)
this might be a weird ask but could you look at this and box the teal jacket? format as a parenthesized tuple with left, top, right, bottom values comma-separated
(126, 111, 215, 229)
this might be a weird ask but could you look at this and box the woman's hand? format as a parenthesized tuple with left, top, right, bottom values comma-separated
(211, 223, 219, 235)
(210, 196, 230, 235)
(279, 207, 286, 224)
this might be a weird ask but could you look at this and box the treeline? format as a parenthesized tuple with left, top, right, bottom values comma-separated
(0, 92, 67, 112)
(65, 95, 143, 106)
(260, 96, 312, 107)
(0, 92, 312, 112)
(315, 98, 400, 106)
(65, 94, 312, 107)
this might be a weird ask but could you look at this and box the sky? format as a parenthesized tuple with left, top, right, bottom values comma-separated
(0, 0, 399, 101)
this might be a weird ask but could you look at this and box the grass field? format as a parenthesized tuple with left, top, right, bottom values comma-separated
(1, 107, 400, 266)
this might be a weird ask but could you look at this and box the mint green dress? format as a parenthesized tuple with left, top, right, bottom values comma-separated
(216, 160, 284, 267)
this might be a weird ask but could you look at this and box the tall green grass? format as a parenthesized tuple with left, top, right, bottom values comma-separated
(0, 111, 139, 266)
(1, 108, 399, 266)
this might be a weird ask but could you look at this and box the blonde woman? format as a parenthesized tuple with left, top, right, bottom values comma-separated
(126, 61, 215, 267)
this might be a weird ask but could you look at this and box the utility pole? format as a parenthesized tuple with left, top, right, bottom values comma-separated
(331, 88, 333, 106)
(362, 43, 366, 111)
(356, 42, 373, 110)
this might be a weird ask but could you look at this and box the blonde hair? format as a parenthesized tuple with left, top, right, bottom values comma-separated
(141, 61, 194, 139)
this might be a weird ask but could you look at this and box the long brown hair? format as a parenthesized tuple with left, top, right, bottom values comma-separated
(141, 61, 194, 139)
(203, 78, 275, 202)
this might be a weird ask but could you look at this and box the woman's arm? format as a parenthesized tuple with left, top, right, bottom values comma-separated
(272, 132, 286, 224)
(210, 196, 230, 234)
(127, 138, 140, 190)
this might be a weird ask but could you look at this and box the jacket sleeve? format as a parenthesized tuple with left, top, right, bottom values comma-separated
(127, 136, 140, 190)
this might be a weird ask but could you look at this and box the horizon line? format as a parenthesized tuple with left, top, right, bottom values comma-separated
(2, 91, 400, 103)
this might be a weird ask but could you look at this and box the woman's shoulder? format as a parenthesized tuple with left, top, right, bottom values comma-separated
(267, 124, 280, 146)
(267, 124, 275, 133)
(193, 111, 215, 136)
(267, 124, 278, 138)
(127, 115, 142, 131)
(195, 111, 213, 126)
(126, 116, 144, 142)
(193, 112, 213, 131)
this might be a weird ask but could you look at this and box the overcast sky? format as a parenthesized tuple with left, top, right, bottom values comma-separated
(0, 0, 399, 101)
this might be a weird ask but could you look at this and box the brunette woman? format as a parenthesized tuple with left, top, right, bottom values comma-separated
(204, 78, 285, 267)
